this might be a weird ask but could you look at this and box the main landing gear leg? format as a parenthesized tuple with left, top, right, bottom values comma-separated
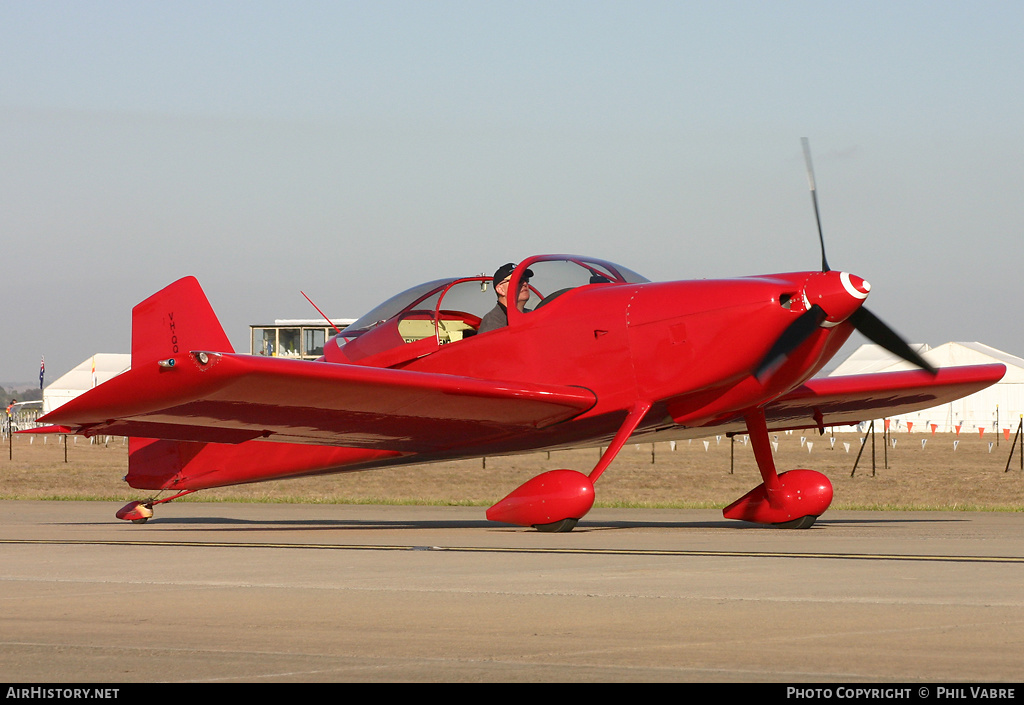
(722, 408, 833, 528)
(116, 490, 196, 524)
(487, 402, 653, 532)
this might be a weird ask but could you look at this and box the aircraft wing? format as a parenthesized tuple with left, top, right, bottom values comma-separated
(761, 363, 1006, 431)
(38, 352, 597, 452)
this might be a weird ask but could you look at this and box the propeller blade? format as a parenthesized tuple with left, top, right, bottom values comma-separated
(848, 307, 938, 375)
(802, 138, 830, 273)
(755, 304, 828, 382)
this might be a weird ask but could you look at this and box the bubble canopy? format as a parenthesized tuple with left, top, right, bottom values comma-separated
(338, 255, 649, 339)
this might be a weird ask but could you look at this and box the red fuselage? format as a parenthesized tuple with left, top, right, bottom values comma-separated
(325, 264, 858, 453)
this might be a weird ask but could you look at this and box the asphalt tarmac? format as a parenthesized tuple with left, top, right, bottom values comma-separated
(1, 500, 1022, 683)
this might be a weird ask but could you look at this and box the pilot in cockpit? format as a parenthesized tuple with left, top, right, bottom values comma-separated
(478, 263, 533, 334)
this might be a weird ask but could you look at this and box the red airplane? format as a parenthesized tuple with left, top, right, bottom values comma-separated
(34, 147, 1005, 530)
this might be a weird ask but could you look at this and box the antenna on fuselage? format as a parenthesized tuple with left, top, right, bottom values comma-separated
(301, 291, 343, 335)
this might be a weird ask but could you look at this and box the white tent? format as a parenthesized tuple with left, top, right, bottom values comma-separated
(828, 342, 1024, 434)
(43, 354, 131, 414)
(828, 343, 931, 376)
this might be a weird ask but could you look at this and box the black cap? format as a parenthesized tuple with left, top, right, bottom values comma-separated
(492, 263, 532, 287)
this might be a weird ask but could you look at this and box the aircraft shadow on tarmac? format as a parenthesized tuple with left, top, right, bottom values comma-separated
(75, 513, 968, 533)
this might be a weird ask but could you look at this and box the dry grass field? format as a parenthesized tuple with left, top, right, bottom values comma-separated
(3, 429, 1022, 512)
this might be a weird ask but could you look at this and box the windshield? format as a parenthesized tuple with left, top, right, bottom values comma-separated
(338, 278, 456, 337)
(510, 255, 649, 313)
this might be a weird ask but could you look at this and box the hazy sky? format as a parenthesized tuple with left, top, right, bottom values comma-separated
(2, 1, 1022, 385)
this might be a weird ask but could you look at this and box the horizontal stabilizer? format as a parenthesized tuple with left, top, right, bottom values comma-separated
(15, 424, 74, 435)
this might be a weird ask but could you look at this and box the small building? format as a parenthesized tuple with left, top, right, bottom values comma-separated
(250, 319, 354, 361)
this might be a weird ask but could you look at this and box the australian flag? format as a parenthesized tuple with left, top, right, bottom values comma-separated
(39, 356, 44, 389)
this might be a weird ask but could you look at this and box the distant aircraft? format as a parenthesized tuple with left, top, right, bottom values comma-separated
(33, 143, 1004, 530)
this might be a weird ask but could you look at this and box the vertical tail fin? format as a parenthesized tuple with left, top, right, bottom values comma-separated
(126, 277, 233, 489)
(131, 276, 234, 364)
(118, 278, 398, 493)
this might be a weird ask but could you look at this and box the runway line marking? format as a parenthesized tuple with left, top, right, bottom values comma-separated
(2, 538, 1022, 563)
